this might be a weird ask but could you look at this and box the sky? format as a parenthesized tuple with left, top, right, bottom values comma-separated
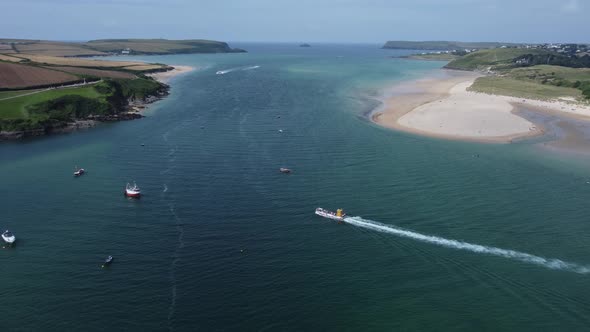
(3, 0, 588, 44)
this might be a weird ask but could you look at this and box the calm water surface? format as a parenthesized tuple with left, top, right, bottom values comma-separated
(2, 44, 590, 331)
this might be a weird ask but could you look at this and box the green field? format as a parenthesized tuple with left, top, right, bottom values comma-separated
(0, 86, 101, 119)
(468, 64, 590, 101)
(0, 90, 42, 100)
(508, 65, 590, 83)
(470, 76, 582, 101)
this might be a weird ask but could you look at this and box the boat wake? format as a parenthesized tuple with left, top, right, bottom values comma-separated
(344, 216, 590, 274)
(216, 65, 260, 75)
(167, 203, 185, 329)
(216, 67, 240, 75)
(242, 65, 260, 71)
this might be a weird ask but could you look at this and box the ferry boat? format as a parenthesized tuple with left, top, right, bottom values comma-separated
(2, 230, 15, 245)
(73, 166, 85, 177)
(315, 208, 346, 222)
(125, 182, 141, 198)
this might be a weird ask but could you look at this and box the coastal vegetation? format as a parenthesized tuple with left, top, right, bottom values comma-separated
(444, 48, 550, 71)
(442, 48, 590, 101)
(0, 78, 165, 133)
(469, 76, 583, 101)
(0, 37, 245, 139)
(382, 41, 521, 50)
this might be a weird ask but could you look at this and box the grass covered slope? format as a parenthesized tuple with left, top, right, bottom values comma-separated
(470, 76, 583, 101)
(0, 78, 166, 133)
(442, 48, 590, 102)
(445, 48, 550, 71)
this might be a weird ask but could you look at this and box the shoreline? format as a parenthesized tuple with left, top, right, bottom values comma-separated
(0, 65, 194, 141)
(371, 70, 590, 144)
(147, 65, 195, 84)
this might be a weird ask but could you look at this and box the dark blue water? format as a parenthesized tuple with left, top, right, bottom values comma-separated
(2, 44, 590, 331)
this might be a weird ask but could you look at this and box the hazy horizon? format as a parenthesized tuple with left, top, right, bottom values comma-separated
(3, 0, 588, 44)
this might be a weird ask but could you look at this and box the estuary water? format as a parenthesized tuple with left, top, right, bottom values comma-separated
(2, 44, 590, 331)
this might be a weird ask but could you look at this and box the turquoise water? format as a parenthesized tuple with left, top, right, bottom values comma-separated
(2, 44, 590, 331)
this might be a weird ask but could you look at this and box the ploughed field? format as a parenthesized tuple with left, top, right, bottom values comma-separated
(46, 66, 136, 79)
(9, 54, 156, 68)
(0, 62, 79, 89)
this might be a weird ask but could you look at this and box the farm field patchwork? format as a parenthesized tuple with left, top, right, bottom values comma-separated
(0, 62, 79, 89)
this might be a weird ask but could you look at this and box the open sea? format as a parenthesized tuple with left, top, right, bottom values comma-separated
(2, 43, 590, 331)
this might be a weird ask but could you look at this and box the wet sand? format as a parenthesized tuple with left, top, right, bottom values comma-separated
(372, 70, 590, 145)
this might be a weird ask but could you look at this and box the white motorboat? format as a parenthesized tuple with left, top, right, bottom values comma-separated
(2, 230, 15, 245)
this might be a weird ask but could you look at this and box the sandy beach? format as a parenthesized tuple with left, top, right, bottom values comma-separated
(373, 70, 590, 143)
(148, 65, 195, 83)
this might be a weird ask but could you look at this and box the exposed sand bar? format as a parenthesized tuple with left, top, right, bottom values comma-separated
(373, 70, 590, 143)
(148, 65, 195, 83)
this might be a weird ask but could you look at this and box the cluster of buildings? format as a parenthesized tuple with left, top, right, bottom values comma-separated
(503, 43, 589, 55)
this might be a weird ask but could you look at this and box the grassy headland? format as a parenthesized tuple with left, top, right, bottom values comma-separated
(84, 39, 246, 55)
(441, 48, 590, 102)
(0, 38, 246, 56)
(0, 78, 165, 134)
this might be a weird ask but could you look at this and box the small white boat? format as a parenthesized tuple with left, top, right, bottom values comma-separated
(73, 166, 85, 177)
(279, 168, 292, 174)
(315, 208, 346, 222)
(2, 230, 15, 245)
(125, 182, 141, 198)
(102, 255, 113, 268)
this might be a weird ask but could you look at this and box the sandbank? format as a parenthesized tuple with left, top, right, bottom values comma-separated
(372, 70, 590, 143)
(148, 65, 195, 83)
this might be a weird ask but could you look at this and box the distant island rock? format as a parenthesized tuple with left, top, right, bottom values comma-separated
(299, 43, 311, 47)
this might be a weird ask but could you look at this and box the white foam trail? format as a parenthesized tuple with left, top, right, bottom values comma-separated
(163, 184, 168, 193)
(242, 65, 260, 71)
(344, 216, 590, 274)
(216, 65, 259, 75)
(216, 67, 241, 75)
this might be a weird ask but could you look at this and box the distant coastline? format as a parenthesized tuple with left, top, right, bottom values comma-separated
(0, 38, 242, 141)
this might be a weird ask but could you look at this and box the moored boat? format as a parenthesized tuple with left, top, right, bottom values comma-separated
(125, 182, 141, 198)
(315, 208, 346, 222)
(73, 166, 85, 177)
(102, 255, 113, 268)
(2, 230, 15, 245)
